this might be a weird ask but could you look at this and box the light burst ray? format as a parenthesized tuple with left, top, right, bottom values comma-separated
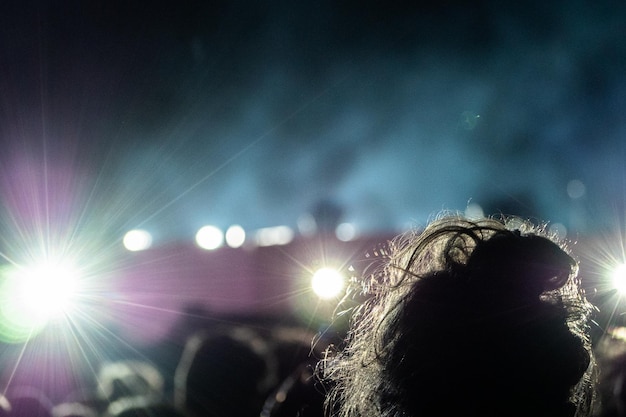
(1, 329, 35, 398)
(575, 210, 626, 335)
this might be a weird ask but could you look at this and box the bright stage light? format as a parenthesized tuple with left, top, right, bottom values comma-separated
(196, 225, 224, 250)
(20, 262, 79, 317)
(0, 261, 81, 343)
(311, 267, 345, 300)
(611, 263, 626, 294)
(123, 229, 153, 251)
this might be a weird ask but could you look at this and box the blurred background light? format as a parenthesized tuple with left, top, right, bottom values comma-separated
(311, 267, 345, 300)
(255, 226, 294, 247)
(225, 225, 246, 248)
(195, 225, 224, 250)
(567, 180, 586, 200)
(123, 229, 153, 251)
(335, 222, 357, 242)
(297, 214, 317, 237)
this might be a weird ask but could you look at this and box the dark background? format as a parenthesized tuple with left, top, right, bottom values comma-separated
(1, 0, 625, 248)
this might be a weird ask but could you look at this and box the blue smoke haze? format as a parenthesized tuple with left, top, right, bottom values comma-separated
(1, 0, 625, 243)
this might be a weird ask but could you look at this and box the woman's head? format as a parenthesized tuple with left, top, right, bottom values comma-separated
(325, 216, 595, 417)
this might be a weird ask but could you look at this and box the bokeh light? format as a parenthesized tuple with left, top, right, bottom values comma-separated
(336, 223, 357, 242)
(255, 226, 294, 247)
(225, 225, 246, 248)
(567, 179, 586, 199)
(196, 225, 224, 250)
(311, 267, 345, 300)
(297, 214, 317, 237)
(123, 229, 153, 251)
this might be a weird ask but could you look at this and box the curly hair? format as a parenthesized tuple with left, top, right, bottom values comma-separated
(323, 216, 596, 417)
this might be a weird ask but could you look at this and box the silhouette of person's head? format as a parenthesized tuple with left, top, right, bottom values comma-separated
(325, 216, 596, 417)
(174, 326, 277, 417)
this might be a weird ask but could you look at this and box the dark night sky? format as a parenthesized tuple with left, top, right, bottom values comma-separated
(0, 0, 625, 249)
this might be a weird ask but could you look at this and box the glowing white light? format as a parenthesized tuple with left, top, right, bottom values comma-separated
(0, 258, 86, 343)
(311, 268, 345, 300)
(225, 225, 246, 248)
(336, 223, 357, 242)
(255, 226, 294, 247)
(123, 229, 153, 251)
(3, 262, 80, 325)
(23, 263, 79, 317)
(612, 263, 626, 294)
(196, 225, 224, 250)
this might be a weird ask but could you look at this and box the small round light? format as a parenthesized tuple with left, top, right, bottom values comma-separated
(311, 268, 345, 300)
(123, 230, 153, 251)
(336, 223, 357, 242)
(196, 225, 224, 250)
(225, 225, 246, 248)
(567, 179, 586, 199)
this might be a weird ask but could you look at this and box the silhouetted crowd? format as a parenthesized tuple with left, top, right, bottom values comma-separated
(0, 319, 331, 417)
(4, 215, 626, 417)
